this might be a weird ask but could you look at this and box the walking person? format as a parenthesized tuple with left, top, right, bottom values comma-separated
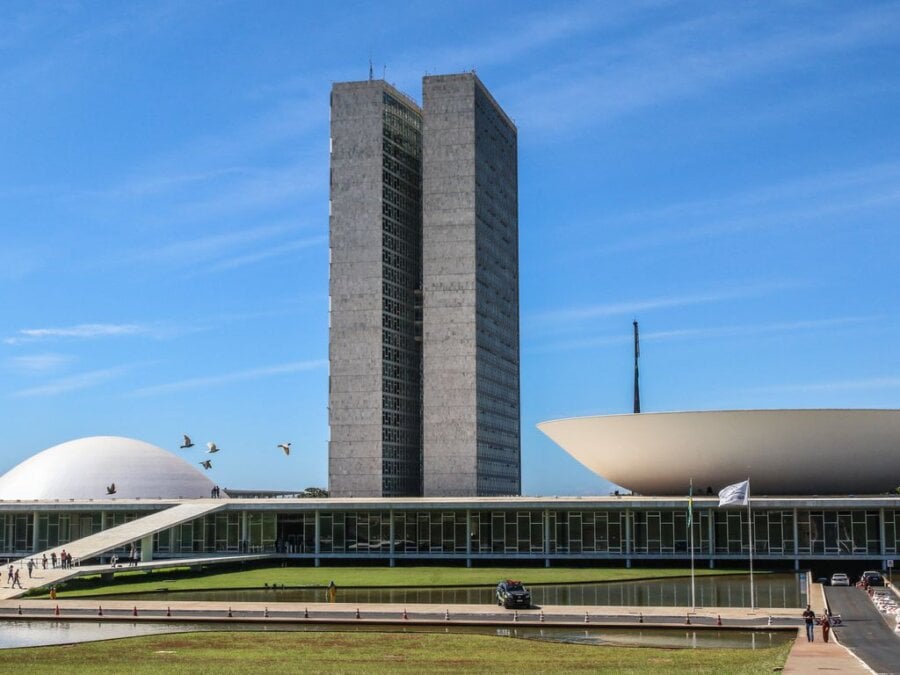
(822, 609, 832, 643)
(802, 605, 816, 642)
(27, 559, 34, 578)
(6, 565, 13, 587)
(51, 551, 57, 568)
(61, 549, 68, 569)
(12, 569, 23, 589)
(42, 553, 47, 570)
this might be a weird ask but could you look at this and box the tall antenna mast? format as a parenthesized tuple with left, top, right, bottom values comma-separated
(633, 320, 641, 414)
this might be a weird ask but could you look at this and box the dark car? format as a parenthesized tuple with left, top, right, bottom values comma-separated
(496, 579, 532, 609)
(861, 571, 885, 586)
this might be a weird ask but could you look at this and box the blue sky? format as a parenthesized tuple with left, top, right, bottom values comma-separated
(1, 1, 898, 496)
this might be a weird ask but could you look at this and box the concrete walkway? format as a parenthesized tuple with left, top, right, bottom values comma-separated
(0, 598, 804, 626)
(0, 552, 277, 601)
(783, 630, 871, 674)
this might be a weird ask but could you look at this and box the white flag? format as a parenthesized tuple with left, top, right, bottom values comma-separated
(718, 480, 750, 507)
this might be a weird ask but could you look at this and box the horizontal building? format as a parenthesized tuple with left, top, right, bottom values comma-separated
(2, 495, 899, 569)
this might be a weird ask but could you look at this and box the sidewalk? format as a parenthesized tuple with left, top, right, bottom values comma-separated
(783, 629, 870, 674)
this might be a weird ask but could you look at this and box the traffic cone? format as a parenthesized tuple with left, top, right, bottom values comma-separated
(228, 607, 233, 618)
(98, 606, 103, 617)
(717, 614, 722, 626)
(166, 606, 171, 617)
(304, 607, 309, 619)
(444, 609, 450, 621)
(638, 612, 643, 624)
(513, 610, 518, 622)
(584, 612, 590, 623)
(17, 605, 21, 616)
(264, 607, 269, 618)
(133, 606, 138, 617)
(55, 605, 60, 616)
(403, 608, 408, 620)
(767, 615, 772, 626)
(685, 613, 691, 625)
(539, 610, 544, 622)
(356, 608, 361, 620)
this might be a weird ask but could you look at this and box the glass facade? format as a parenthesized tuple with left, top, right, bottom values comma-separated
(380, 92, 423, 497)
(2, 504, 899, 562)
(473, 83, 520, 496)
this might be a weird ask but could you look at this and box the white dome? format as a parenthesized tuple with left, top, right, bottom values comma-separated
(0, 436, 216, 500)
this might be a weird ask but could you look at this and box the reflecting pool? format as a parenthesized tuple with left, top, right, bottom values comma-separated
(0, 620, 795, 650)
(100, 573, 805, 608)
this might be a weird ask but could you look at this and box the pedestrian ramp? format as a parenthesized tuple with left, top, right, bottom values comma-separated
(0, 500, 228, 600)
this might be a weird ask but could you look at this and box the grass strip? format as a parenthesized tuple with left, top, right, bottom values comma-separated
(0, 630, 793, 674)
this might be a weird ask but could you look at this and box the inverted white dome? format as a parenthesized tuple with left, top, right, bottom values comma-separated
(538, 409, 900, 495)
(0, 436, 216, 500)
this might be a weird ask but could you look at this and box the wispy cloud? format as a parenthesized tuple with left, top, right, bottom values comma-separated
(578, 161, 900, 256)
(11, 364, 136, 398)
(133, 359, 327, 396)
(527, 316, 877, 354)
(207, 235, 327, 272)
(507, 4, 900, 132)
(529, 282, 795, 325)
(5, 323, 150, 345)
(4, 353, 72, 373)
(748, 377, 900, 394)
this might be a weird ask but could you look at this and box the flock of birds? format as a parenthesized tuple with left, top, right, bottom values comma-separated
(179, 435, 293, 471)
(103, 435, 293, 496)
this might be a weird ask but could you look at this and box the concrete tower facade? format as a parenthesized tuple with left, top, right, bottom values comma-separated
(421, 73, 520, 496)
(328, 73, 519, 497)
(328, 80, 423, 498)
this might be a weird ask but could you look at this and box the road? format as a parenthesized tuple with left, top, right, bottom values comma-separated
(827, 586, 900, 674)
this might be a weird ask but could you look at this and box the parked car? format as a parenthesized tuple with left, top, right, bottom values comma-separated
(861, 571, 885, 586)
(496, 579, 532, 609)
(831, 573, 850, 586)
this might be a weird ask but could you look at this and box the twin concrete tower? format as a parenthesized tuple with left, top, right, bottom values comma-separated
(328, 73, 521, 498)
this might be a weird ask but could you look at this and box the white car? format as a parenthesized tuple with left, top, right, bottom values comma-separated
(831, 573, 850, 586)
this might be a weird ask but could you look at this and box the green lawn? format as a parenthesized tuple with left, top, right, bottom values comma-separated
(38, 565, 752, 598)
(0, 630, 792, 674)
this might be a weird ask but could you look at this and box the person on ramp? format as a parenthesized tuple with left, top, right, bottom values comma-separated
(802, 605, 816, 642)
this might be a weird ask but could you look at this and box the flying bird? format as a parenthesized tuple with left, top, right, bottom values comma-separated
(206, 442, 220, 454)
(180, 435, 194, 449)
(106, 483, 116, 495)
(199, 460, 212, 470)
(278, 443, 291, 456)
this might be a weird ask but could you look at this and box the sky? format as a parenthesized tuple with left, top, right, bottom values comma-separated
(1, 1, 899, 496)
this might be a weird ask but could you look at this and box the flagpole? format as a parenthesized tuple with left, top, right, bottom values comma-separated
(747, 478, 755, 609)
(689, 479, 695, 609)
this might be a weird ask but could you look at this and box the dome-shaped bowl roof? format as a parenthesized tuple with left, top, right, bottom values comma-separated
(0, 436, 216, 500)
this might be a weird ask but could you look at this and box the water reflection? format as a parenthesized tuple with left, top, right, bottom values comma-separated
(0, 620, 197, 649)
(0, 620, 794, 651)
(102, 573, 805, 608)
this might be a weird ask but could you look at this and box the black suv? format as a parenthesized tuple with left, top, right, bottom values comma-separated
(496, 580, 531, 609)
(861, 571, 886, 587)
